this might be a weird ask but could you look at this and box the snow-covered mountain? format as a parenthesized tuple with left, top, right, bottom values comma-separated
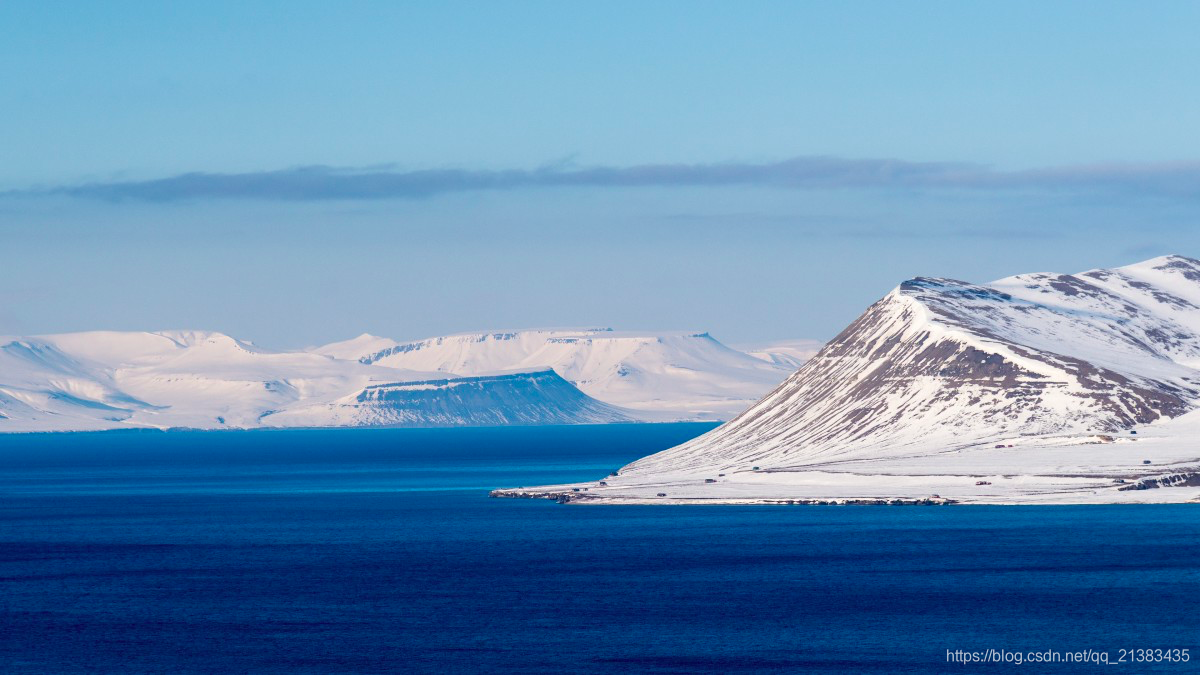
(311, 333, 401, 361)
(736, 339, 823, 370)
(349, 329, 793, 419)
(1, 327, 798, 432)
(261, 369, 635, 428)
(0, 331, 642, 432)
(496, 255, 1200, 504)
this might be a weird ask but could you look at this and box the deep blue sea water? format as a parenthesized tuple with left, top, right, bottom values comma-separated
(1, 424, 1198, 674)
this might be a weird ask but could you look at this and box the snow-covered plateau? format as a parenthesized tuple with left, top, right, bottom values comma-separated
(344, 328, 796, 419)
(0, 328, 800, 432)
(494, 255, 1200, 505)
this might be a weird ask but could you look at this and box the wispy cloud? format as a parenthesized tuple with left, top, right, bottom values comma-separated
(9, 157, 1200, 202)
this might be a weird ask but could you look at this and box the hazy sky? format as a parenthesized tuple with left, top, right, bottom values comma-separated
(3, 1, 1200, 348)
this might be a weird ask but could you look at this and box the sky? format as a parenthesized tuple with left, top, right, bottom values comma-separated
(3, 1, 1200, 348)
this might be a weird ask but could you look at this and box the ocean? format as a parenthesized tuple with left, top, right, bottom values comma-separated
(1, 424, 1197, 674)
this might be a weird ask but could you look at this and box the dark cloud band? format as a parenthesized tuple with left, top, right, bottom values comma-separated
(13, 157, 1200, 202)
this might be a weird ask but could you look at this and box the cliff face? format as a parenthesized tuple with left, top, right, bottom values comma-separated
(353, 329, 794, 419)
(261, 370, 640, 428)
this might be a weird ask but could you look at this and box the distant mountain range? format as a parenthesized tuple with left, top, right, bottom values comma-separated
(496, 255, 1200, 505)
(339, 328, 794, 419)
(0, 328, 803, 432)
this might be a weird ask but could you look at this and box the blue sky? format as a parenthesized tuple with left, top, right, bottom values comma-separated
(3, 1, 1200, 347)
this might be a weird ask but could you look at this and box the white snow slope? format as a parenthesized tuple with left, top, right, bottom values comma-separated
(353, 329, 795, 419)
(495, 255, 1200, 505)
(0, 331, 640, 432)
(736, 339, 824, 370)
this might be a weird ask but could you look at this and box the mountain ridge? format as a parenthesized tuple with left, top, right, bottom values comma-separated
(0, 328, 807, 432)
(496, 254, 1200, 505)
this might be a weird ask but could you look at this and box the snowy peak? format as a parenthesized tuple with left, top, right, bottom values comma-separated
(312, 333, 401, 361)
(623, 255, 1200, 476)
(893, 263, 1200, 382)
(738, 340, 823, 370)
(1117, 253, 1200, 278)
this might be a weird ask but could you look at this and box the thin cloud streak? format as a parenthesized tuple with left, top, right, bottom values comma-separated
(11, 157, 1200, 202)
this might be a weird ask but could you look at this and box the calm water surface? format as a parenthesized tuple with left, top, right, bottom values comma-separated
(1, 424, 1197, 674)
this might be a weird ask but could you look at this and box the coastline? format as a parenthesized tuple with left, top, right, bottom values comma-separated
(490, 469, 1200, 505)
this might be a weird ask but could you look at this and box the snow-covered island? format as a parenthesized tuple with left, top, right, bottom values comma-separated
(0, 328, 798, 432)
(494, 255, 1200, 505)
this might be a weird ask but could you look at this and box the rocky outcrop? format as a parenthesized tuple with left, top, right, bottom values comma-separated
(1118, 472, 1200, 491)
